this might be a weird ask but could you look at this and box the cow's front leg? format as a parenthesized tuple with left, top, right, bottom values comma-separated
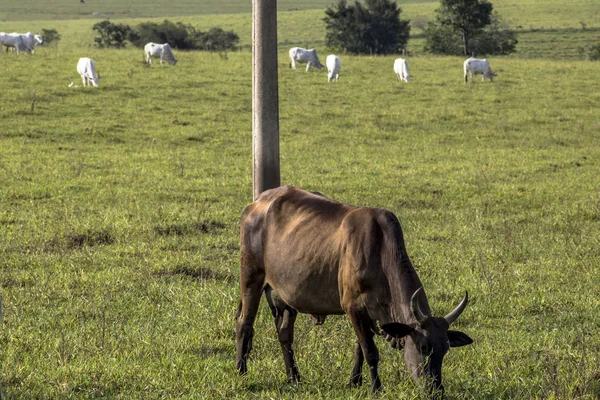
(306, 62, 311, 72)
(348, 311, 382, 393)
(349, 340, 364, 387)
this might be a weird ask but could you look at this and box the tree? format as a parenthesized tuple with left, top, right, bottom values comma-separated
(424, 11, 517, 56)
(324, 0, 410, 55)
(436, 0, 493, 56)
(92, 20, 132, 48)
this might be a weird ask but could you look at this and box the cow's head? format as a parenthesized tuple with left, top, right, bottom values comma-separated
(485, 70, 497, 82)
(34, 34, 43, 45)
(91, 72, 101, 87)
(382, 288, 472, 399)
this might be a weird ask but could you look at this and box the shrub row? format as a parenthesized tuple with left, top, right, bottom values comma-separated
(92, 19, 240, 52)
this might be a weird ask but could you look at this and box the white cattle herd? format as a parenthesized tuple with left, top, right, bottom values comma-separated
(3, 37, 497, 88)
(289, 47, 496, 84)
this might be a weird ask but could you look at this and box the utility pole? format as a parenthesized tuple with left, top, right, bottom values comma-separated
(252, 0, 280, 200)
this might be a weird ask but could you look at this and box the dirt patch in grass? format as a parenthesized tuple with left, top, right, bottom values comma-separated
(153, 220, 226, 237)
(156, 264, 233, 283)
(44, 229, 115, 251)
(66, 229, 115, 249)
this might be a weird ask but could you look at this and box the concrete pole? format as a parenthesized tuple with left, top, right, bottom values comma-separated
(252, 0, 280, 200)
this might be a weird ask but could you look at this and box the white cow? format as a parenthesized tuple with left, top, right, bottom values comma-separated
(464, 57, 497, 83)
(289, 47, 323, 71)
(77, 58, 100, 87)
(0, 32, 32, 55)
(393, 58, 410, 82)
(144, 42, 177, 65)
(326, 54, 341, 82)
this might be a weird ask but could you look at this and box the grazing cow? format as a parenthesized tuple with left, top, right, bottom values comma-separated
(394, 58, 410, 82)
(1, 32, 42, 55)
(144, 42, 177, 66)
(464, 57, 497, 83)
(289, 47, 323, 71)
(0, 32, 32, 55)
(76, 58, 100, 87)
(20, 32, 43, 54)
(326, 54, 341, 82)
(236, 186, 473, 398)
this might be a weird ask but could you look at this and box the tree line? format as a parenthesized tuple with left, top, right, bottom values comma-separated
(38, 0, 600, 60)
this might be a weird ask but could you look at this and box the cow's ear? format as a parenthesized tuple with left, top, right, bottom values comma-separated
(448, 330, 473, 347)
(382, 323, 414, 339)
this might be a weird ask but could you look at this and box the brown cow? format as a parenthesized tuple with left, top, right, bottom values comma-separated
(236, 186, 472, 397)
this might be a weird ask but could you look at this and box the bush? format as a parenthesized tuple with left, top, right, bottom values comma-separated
(40, 29, 61, 47)
(194, 27, 240, 53)
(129, 20, 239, 53)
(92, 20, 132, 48)
(128, 20, 193, 49)
(324, 0, 411, 55)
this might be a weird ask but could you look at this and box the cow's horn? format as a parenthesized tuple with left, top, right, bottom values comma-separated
(410, 287, 428, 325)
(444, 291, 469, 325)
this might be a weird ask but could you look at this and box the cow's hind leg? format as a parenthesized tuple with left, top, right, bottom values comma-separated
(235, 263, 265, 376)
(348, 310, 382, 393)
(265, 286, 301, 383)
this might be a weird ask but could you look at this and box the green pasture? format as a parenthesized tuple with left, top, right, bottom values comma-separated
(1, 42, 599, 398)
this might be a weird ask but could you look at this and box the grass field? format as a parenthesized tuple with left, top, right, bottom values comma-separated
(1, 43, 600, 398)
(1, 0, 600, 398)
